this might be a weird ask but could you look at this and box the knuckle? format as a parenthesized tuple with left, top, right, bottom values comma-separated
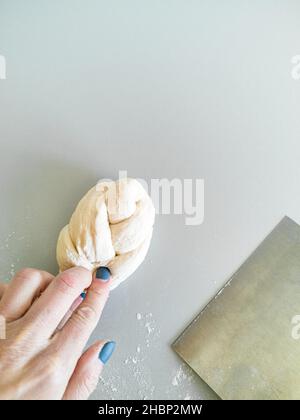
(57, 268, 92, 295)
(57, 271, 78, 295)
(72, 305, 98, 329)
(79, 370, 100, 397)
(90, 285, 109, 300)
(38, 270, 54, 280)
(14, 268, 39, 282)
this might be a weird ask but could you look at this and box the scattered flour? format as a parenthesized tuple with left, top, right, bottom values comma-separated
(10, 263, 15, 277)
(0, 229, 29, 281)
(99, 376, 118, 396)
(172, 364, 195, 387)
(164, 363, 203, 400)
(0, 232, 16, 251)
(0, 232, 22, 280)
(96, 314, 201, 400)
(98, 312, 160, 400)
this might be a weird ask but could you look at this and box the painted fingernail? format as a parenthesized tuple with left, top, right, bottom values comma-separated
(95, 267, 111, 282)
(80, 292, 86, 299)
(99, 341, 116, 364)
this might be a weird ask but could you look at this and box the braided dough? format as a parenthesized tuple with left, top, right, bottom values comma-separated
(56, 178, 155, 290)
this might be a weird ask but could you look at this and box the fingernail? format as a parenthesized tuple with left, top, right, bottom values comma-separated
(95, 266, 111, 282)
(80, 292, 86, 299)
(99, 341, 116, 364)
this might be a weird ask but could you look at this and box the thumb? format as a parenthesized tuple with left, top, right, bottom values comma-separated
(63, 340, 116, 400)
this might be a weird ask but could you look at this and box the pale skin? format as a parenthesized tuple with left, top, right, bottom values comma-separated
(0, 267, 112, 400)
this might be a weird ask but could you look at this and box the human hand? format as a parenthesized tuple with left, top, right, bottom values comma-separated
(0, 266, 115, 400)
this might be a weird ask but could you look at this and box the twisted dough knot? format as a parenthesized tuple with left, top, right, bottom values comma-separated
(56, 178, 155, 290)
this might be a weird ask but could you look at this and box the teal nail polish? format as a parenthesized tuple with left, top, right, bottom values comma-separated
(99, 341, 116, 364)
(96, 266, 111, 282)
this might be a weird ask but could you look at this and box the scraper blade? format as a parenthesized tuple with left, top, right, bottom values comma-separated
(173, 216, 300, 400)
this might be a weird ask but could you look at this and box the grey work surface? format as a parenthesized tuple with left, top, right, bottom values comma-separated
(0, 1, 300, 400)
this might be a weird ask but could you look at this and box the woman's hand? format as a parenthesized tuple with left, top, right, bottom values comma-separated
(0, 266, 115, 400)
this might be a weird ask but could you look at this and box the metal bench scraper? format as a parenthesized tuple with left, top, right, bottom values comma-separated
(173, 216, 300, 400)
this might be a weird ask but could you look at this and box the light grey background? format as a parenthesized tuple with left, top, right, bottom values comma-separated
(0, 1, 300, 400)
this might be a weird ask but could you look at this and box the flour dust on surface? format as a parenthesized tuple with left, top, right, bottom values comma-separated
(96, 312, 202, 400)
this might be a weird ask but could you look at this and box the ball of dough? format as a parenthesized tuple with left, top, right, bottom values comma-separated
(56, 178, 155, 290)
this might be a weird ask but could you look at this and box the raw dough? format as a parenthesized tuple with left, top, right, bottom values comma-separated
(56, 178, 155, 290)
